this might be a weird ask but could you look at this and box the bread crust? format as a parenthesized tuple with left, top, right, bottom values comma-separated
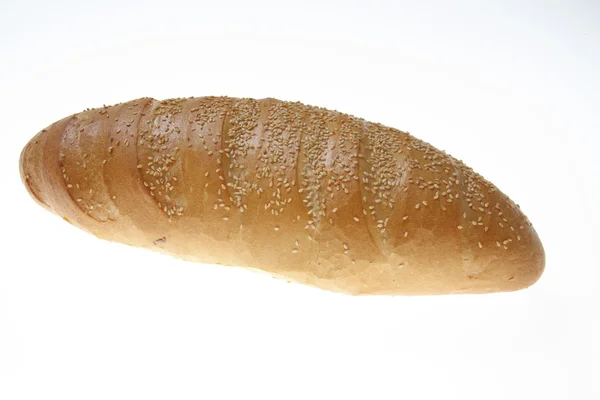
(20, 96, 545, 295)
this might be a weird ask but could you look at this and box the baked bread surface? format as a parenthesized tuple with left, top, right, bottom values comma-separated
(19, 97, 545, 295)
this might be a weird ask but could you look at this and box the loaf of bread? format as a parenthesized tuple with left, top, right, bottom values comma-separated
(19, 96, 544, 295)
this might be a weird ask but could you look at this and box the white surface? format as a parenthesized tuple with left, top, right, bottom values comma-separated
(1, 1, 599, 399)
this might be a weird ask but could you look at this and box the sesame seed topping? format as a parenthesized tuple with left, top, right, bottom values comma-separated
(53, 96, 537, 263)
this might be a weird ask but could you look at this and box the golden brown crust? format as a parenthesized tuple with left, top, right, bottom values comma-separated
(19, 96, 545, 295)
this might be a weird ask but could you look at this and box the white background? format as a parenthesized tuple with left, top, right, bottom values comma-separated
(1, 1, 599, 399)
